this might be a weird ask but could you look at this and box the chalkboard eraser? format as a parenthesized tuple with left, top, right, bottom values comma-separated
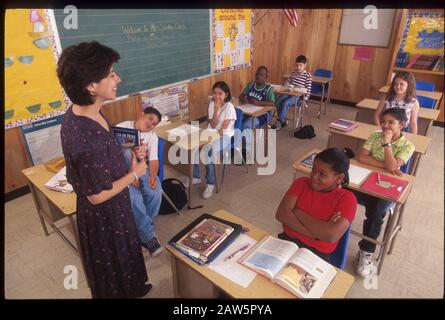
(129, 92, 141, 96)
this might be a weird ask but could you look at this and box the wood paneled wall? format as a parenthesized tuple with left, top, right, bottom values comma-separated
(5, 9, 443, 193)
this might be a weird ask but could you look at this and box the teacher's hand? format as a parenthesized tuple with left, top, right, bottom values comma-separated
(131, 151, 147, 178)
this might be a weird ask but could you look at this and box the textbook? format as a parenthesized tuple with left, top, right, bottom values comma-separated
(299, 152, 317, 168)
(44, 166, 73, 193)
(238, 235, 337, 298)
(328, 119, 359, 132)
(111, 126, 140, 149)
(169, 213, 243, 265)
(360, 171, 409, 201)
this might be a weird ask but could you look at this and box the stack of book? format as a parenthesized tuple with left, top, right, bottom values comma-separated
(394, 51, 409, 68)
(169, 213, 243, 265)
(328, 119, 359, 132)
(406, 54, 443, 71)
(360, 172, 409, 201)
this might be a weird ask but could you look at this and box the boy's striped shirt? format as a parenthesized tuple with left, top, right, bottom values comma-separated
(288, 70, 312, 100)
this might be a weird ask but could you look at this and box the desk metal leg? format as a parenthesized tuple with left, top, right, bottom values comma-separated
(325, 83, 331, 114)
(388, 204, 406, 255)
(28, 183, 50, 237)
(187, 150, 204, 210)
(170, 255, 180, 298)
(318, 86, 325, 119)
(376, 203, 401, 275)
(408, 153, 421, 176)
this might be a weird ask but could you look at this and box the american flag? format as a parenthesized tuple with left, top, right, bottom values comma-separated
(284, 9, 298, 28)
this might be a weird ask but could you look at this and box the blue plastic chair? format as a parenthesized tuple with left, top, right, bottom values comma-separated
(311, 69, 333, 116)
(416, 81, 436, 109)
(221, 107, 248, 187)
(329, 225, 351, 270)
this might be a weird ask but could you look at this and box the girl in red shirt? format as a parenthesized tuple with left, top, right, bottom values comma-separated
(275, 148, 357, 262)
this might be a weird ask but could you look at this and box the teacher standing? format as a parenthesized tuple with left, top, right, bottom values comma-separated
(57, 41, 151, 298)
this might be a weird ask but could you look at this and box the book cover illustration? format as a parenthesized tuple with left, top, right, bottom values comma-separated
(111, 126, 140, 149)
(177, 219, 234, 255)
(300, 152, 317, 168)
(360, 172, 409, 200)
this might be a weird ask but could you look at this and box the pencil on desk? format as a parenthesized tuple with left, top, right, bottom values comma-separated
(377, 173, 381, 185)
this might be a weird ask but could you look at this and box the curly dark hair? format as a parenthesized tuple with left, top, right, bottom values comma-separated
(57, 41, 120, 106)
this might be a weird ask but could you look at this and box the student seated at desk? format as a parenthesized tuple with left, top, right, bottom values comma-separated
(354, 107, 415, 277)
(117, 107, 164, 257)
(275, 148, 357, 262)
(272, 55, 312, 130)
(189, 81, 236, 199)
(374, 71, 420, 134)
(239, 66, 276, 159)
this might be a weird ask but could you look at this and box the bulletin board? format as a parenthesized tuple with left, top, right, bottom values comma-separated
(4, 9, 67, 129)
(212, 9, 253, 72)
(338, 9, 396, 47)
(398, 12, 444, 56)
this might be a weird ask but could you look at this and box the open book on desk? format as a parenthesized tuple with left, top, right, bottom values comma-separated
(237, 104, 264, 114)
(238, 235, 337, 298)
(44, 166, 73, 193)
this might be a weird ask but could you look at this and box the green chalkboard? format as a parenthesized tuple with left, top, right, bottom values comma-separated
(53, 9, 211, 97)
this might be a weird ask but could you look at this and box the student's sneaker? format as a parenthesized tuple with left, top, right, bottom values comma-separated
(271, 119, 288, 131)
(202, 184, 215, 199)
(356, 250, 374, 277)
(184, 177, 201, 188)
(142, 237, 164, 257)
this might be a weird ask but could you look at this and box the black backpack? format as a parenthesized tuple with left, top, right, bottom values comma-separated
(294, 125, 316, 139)
(159, 178, 187, 215)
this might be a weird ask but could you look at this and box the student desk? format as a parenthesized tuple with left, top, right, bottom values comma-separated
(355, 98, 440, 136)
(326, 121, 432, 176)
(378, 85, 443, 109)
(166, 209, 355, 298)
(282, 74, 333, 118)
(292, 149, 416, 274)
(22, 164, 88, 282)
(155, 120, 222, 209)
(272, 84, 306, 135)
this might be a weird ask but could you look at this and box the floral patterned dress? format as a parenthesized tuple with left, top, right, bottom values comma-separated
(60, 106, 148, 298)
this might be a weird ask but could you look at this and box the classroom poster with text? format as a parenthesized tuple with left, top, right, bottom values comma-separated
(212, 9, 253, 73)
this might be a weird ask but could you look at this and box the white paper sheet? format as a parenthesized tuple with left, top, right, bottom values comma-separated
(208, 234, 257, 288)
(237, 104, 263, 114)
(223, 37, 231, 53)
(216, 21, 224, 38)
(349, 164, 372, 185)
(167, 124, 200, 137)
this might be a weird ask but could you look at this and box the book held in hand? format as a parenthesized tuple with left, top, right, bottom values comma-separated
(44, 166, 73, 193)
(328, 119, 359, 132)
(238, 235, 337, 298)
(169, 213, 243, 265)
(360, 171, 409, 201)
(111, 126, 140, 149)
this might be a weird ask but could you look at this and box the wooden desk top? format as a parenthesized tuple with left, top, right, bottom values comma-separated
(356, 98, 440, 121)
(22, 164, 76, 216)
(292, 149, 415, 204)
(282, 74, 332, 84)
(155, 120, 221, 150)
(166, 209, 355, 299)
(379, 85, 443, 101)
(236, 104, 275, 117)
(271, 84, 305, 97)
(327, 121, 431, 154)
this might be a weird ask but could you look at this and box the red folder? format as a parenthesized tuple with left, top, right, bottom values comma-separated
(360, 172, 409, 201)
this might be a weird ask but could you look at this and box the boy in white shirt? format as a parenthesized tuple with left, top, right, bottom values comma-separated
(191, 81, 237, 199)
(116, 107, 163, 256)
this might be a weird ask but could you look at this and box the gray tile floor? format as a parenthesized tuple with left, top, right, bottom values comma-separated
(5, 102, 444, 298)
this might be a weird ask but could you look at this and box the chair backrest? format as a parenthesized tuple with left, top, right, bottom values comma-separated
(416, 81, 436, 109)
(312, 69, 333, 94)
(157, 138, 165, 182)
(399, 155, 412, 174)
(329, 225, 351, 270)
